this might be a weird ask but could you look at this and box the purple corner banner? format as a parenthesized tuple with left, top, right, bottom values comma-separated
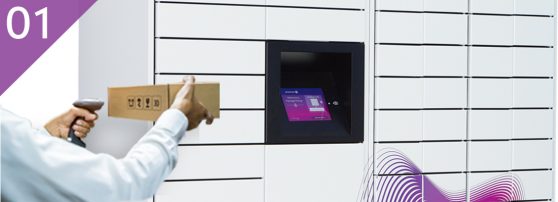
(0, 0, 96, 95)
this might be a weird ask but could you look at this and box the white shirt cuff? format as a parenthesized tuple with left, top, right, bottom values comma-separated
(155, 109, 188, 143)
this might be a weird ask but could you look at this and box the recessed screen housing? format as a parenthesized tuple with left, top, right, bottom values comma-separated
(266, 41, 364, 144)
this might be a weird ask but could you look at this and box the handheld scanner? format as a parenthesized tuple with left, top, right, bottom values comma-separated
(68, 99, 104, 147)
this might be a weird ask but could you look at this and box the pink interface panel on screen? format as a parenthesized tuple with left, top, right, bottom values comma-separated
(280, 88, 332, 122)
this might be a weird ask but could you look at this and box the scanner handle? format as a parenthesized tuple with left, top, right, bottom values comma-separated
(68, 99, 104, 147)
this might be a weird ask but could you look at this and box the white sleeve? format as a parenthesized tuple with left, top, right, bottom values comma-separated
(1, 108, 188, 202)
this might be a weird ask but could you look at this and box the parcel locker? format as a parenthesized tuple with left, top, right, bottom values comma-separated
(79, 1, 555, 201)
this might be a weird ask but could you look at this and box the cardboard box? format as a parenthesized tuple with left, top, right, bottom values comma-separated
(108, 82, 220, 121)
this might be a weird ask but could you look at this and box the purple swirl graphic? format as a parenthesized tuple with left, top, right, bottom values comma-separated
(359, 148, 524, 202)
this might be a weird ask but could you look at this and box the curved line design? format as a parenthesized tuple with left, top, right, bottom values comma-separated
(359, 148, 524, 202)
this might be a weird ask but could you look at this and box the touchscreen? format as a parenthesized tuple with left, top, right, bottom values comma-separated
(280, 88, 332, 122)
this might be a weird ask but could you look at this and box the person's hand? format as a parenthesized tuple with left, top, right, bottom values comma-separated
(44, 107, 98, 139)
(170, 76, 214, 130)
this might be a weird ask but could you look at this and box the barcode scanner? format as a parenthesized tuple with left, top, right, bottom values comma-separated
(68, 99, 104, 147)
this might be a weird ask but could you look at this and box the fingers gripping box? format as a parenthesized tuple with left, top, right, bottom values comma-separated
(108, 83, 220, 121)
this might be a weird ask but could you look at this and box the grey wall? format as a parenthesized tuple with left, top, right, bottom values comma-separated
(79, 0, 150, 158)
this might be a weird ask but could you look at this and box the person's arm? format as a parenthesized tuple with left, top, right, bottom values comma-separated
(1, 76, 214, 201)
(1, 108, 187, 201)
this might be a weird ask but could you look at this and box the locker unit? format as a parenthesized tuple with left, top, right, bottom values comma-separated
(80, 0, 554, 201)
(372, 0, 555, 201)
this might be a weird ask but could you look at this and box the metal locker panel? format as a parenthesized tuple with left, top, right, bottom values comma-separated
(469, 79, 513, 108)
(469, 110, 513, 140)
(469, 141, 512, 171)
(375, 45, 424, 76)
(422, 110, 467, 141)
(167, 145, 264, 180)
(513, 109, 555, 139)
(470, 0, 514, 14)
(515, 16, 555, 46)
(513, 79, 554, 108)
(514, 48, 555, 77)
(470, 47, 513, 77)
(424, 13, 468, 44)
(423, 78, 467, 108)
(375, 110, 423, 142)
(375, 78, 424, 109)
(422, 142, 467, 173)
(155, 180, 264, 202)
(424, 46, 467, 76)
(179, 110, 265, 144)
(376, 12, 424, 44)
(156, 39, 265, 74)
(512, 140, 553, 170)
(470, 15, 514, 45)
(375, 143, 423, 174)
(156, 3, 265, 39)
(266, 8, 366, 42)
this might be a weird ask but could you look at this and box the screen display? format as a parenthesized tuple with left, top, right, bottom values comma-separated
(280, 88, 332, 122)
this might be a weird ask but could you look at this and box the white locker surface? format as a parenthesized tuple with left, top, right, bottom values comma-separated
(376, 0, 423, 11)
(468, 173, 515, 200)
(376, 0, 467, 12)
(266, 8, 365, 42)
(265, 144, 364, 202)
(153, 0, 265, 5)
(371, 0, 555, 200)
(423, 174, 466, 201)
(467, 172, 553, 200)
(373, 175, 423, 202)
(469, 141, 512, 171)
(266, 0, 365, 9)
(514, 48, 555, 77)
(469, 0, 514, 14)
(180, 110, 264, 144)
(515, 16, 555, 46)
(375, 110, 466, 141)
(155, 180, 264, 202)
(513, 171, 553, 200)
(423, 78, 467, 108)
(513, 79, 554, 108)
(515, 0, 556, 15)
(469, 110, 513, 140)
(376, 12, 423, 44)
(423, 13, 467, 44)
(376, 45, 467, 76)
(513, 109, 555, 139)
(469, 79, 513, 108)
(156, 4, 265, 39)
(423, 0, 468, 12)
(470, 15, 514, 45)
(422, 142, 466, 173)
(422, 110, 466, 140)
(375, 78, 424, 109)
(375, 143, 423, 174)
(167, 146, 264, 180)
(470, 47, 513, 76)
(156, 39, 265, 74)
(375, 45, 423, 76)
(156, 75, 265, 109)
(423, 46, 467, 76)
(512, 140, 553, 169)
(375, 111, 422, 141)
